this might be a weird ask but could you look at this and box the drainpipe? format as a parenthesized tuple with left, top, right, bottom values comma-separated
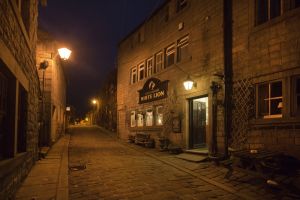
(223, 0, 232, 158)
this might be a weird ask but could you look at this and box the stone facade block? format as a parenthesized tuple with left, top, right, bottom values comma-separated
(0, 0, 40, 199)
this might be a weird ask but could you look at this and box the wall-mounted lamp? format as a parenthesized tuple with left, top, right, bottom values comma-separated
(183, 75, 195, 90)
(58, 48, 72, 60)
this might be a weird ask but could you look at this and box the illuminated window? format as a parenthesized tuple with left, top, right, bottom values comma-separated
(155, 52, 163, 73)
(155, 106, 163, 126)
(165, 44, 175, 68)
(146, 110, 153, 126)
(146, 58, 153, 77)
(258, 81, 282, 118)
(177, 35, 189, 62)
(130, 111, 136, 127)
(256, 0, 281, 25)
(130, 67, 137, 84)
(137, 113, 144, 127)
(138, 63, 145, 81)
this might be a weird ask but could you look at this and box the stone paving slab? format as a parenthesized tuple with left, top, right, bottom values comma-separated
(15, 135, 69, 200)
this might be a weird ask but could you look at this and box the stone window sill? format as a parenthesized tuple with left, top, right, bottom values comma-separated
(250, 117, 300, 129)
(0, 152, 30, 179)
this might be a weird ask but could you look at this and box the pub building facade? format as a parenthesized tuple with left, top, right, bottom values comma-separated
(117, 0, 300, 158)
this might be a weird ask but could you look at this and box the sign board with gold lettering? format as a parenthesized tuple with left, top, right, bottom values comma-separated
(138, 78, 169, 104)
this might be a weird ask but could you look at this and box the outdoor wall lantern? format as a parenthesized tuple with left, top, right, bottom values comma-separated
(183, 75, 195, 90)
(58, 48, 72, 60)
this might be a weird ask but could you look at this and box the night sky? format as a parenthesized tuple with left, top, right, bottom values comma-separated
(39, 0, 165, 117)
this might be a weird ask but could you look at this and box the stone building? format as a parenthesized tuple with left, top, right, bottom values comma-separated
(117, 0, 300, 158)
(0, 0, 40, 199)
(36, 30, 67, 147)
(98, 68, 117, 132)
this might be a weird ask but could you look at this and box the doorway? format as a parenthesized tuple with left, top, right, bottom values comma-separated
(189, 96, 208, 149)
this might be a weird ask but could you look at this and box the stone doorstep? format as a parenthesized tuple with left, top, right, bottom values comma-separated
(175, 153, 208, 163)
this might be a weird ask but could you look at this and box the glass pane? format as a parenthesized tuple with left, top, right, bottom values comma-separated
(137, 114, 143, 127)
(166, 54, 174, 67)
(257, 0, 268, 24)
(270, 98, 282, 115)
(271, 81, 282, 97)
(297, 96, 300, 113)
(139, 69, 144, 80)
(146, 111, 153, 126)
(270, 0, 281, 19)
(296, 78, 300, 93)
(156, 106, 163, 125)
(258, 83, 269, 116)
(296, 0, 300, 8)
(130, 112, 136, 127)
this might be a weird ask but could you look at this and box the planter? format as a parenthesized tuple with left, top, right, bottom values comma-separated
(158, 137, 169, 151)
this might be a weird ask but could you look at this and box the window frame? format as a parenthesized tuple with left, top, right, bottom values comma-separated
(145, 109, 153, 127)
(155, 105, 164, 126)
(146, 57, 154, 78)
(138, 62, 145, 81)
(155, 51, 164, 73)
(137, 112, 144, 127)
(257, 80, 283, 119)
(177, 35, 189, 63)
(292, 76, 300, 117)
(255, 0, 283, 25)
(130, 67, 137, 84)
(130, 111, 136, 127)
(165, 44, 175, 68)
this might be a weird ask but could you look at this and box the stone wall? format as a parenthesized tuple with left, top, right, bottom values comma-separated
(231, 0, 300, 158)
(0, 0, 40, 199)
(117, 0, 225, 151)
(36, 30, 67, 146)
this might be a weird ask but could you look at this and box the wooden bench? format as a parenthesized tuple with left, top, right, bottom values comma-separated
(223, 149, 300, 187)
(134, 132, 155, 148)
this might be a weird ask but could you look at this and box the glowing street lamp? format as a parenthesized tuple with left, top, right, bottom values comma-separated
(91, 99, 98, 105)
(58, 48, 72, 60)
(183, 75, 195, 90)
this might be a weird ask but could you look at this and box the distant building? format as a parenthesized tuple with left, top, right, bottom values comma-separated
(0, 0, 40, 198)
(98, 69, 117, 132)
(36, 30, 67, 146)
(117, 0, 300, 158)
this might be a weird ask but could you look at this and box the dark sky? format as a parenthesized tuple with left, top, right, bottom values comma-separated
(39, 0, 165, 117)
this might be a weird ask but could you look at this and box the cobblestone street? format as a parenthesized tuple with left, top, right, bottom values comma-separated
(68, 127, 238, 200)
(68, 126, 299, 200)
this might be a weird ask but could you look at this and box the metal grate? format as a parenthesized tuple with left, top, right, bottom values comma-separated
(230, 78, 255, 149)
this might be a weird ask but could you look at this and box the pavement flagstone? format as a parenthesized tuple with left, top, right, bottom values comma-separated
(15, 135, 69, 200)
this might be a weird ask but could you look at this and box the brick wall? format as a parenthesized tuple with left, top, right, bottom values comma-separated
(0, 0, 40, 199)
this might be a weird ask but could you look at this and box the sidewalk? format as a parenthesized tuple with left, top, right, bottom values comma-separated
(15, 134, 69, 200)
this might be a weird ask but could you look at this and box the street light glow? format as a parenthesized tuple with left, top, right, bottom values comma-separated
(58, 48, 72, 60)
(183, 76, 194, 90)
(92, 99, 97, 105)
